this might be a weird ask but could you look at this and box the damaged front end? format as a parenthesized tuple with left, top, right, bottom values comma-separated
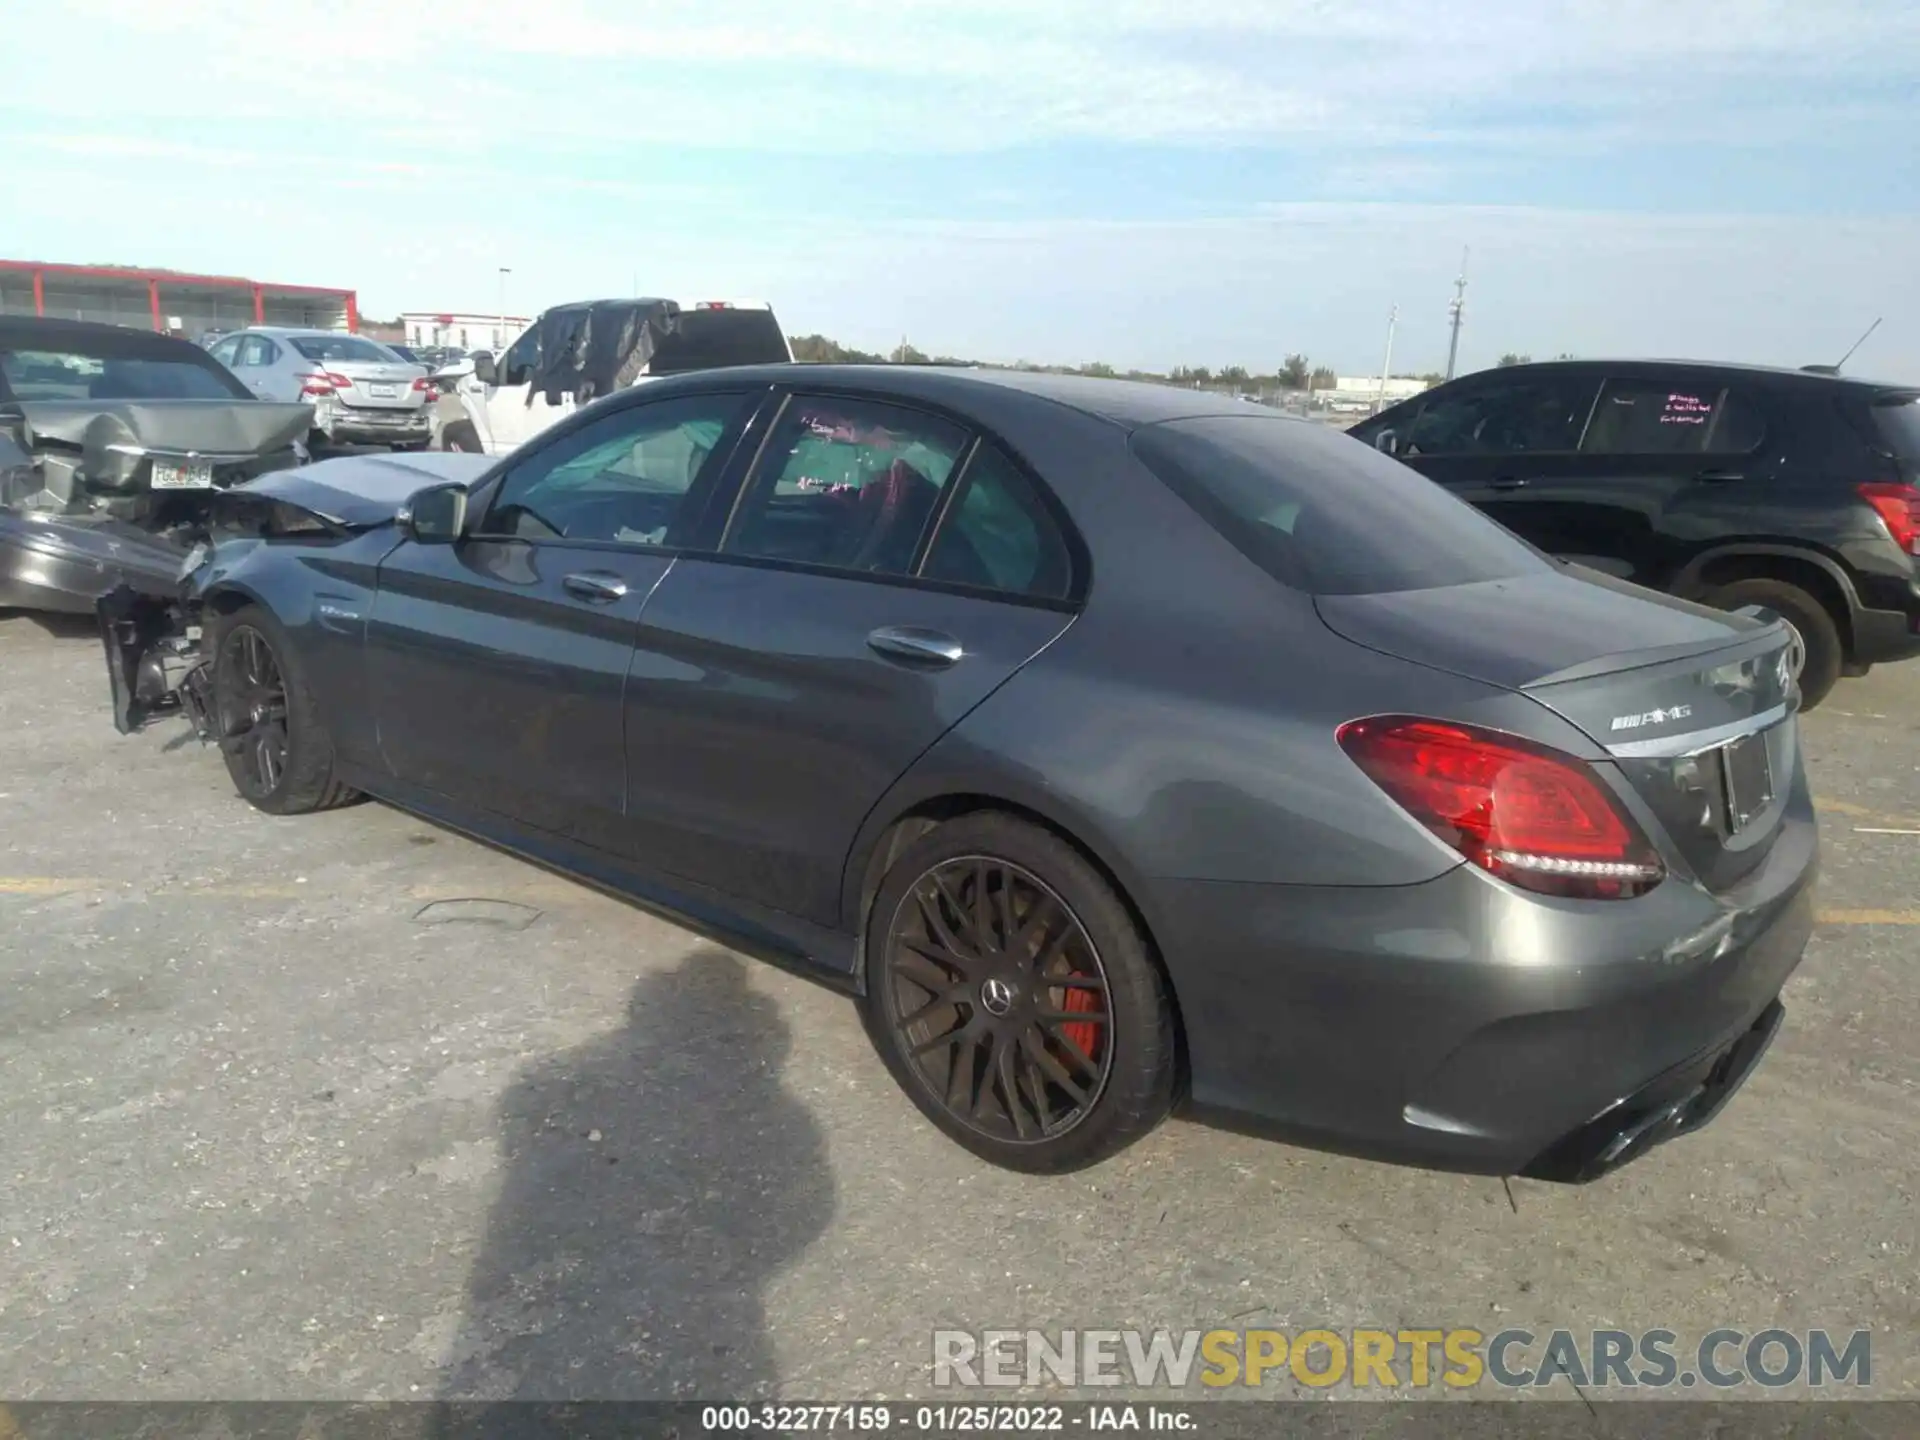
(99, 578, 214, 736)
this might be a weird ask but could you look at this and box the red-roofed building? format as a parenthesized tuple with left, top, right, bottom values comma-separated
(0, 260, 358, 339)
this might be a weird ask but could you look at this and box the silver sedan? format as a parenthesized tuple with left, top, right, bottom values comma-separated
(208, 328, 431, 449)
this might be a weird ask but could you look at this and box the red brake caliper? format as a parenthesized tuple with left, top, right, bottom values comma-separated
(1058, 980, 1101, 1060)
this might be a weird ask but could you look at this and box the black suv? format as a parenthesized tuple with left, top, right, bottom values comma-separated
(1351, 360, 1920, 707)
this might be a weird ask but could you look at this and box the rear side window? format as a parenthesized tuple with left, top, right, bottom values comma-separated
(1582, 378, 1717, 454)
(1400, 374, 1597, 456)
(1870, 394, 1920, 460)
(923, 444, 1074, 600)
(1131, 416, 1551, 596)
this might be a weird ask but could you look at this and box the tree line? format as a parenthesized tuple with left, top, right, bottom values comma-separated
(788, 336, 1448, 392)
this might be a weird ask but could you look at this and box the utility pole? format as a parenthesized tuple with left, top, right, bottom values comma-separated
(497, 267, 511, 350)
(1444, 247, 1468, 381)
(1376, 304, 1398, 414)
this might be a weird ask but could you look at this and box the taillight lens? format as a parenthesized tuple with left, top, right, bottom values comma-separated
(1857, 482, 1920, 556)
(411, 375, 432, 393)
(326, 370, 353, 389)
(1337, 716, 1665, 900)
(297, 373, 334, 398)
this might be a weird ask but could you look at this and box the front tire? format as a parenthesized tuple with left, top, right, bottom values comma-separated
(859, 813, 1178, 1173)
(1705, 577, 1843, 711)
(209, 605, 358, 815)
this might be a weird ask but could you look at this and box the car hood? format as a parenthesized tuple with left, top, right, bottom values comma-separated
(238, 450, 494, 528)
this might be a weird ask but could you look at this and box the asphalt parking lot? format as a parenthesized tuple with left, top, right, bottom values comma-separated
(1, 608, 1916, 1404)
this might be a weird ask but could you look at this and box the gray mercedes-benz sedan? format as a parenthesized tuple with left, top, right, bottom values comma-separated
(98, 366, 1816, 1179)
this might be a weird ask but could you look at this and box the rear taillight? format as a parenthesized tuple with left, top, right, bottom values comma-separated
(326, 370, 353, 389)
(1857, 482, 1920, 556)
(297, 373, 334, 398)
(1337, 716, 1665, 900)
(411, 376, 432, 393)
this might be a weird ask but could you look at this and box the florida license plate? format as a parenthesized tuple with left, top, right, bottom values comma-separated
(150, 459, 214, 489)
(1721, 729, 1776, 832)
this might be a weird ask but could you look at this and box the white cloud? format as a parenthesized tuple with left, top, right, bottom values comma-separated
(12, 0, 1916, 154)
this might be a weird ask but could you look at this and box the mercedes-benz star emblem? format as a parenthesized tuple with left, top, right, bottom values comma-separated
(979, 977, 1015, 1016)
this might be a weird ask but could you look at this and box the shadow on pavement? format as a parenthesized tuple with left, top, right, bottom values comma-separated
(438, 947, 835, 1410)
(0, 608, 100, 641)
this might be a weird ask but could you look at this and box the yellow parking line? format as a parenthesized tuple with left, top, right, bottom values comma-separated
(1817, 908, 1920, 926)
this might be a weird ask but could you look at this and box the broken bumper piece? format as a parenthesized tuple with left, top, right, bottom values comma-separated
(0, 509, 191, 615)
(98, 583, 211, 737)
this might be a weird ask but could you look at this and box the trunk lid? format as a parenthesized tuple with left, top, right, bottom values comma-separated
(329, 360, 425, 411)
(1317, 566, 1800, 893)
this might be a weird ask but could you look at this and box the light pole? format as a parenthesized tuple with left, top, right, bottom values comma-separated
(1444, 247, 1468, 381)
(497, 267, 511, 350)
(1376, 304, 1398, 415)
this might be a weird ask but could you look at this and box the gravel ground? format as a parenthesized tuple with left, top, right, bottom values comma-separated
(0, 608, 1915, 1406)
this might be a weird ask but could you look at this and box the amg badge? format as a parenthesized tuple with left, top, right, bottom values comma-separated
(1611, 704, 1693, 731)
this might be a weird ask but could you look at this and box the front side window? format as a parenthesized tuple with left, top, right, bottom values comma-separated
(725, 396, 968, 575)
(1582, 378, 1733, 455)
(1132, 415, 1551, 596)
(477, 392, 751, 545)
(923, 444, 1074, 600)
(1402, 376, 1598, 456)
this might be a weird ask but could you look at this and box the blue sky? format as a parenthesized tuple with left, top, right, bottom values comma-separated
(4, 0, 1917, 375)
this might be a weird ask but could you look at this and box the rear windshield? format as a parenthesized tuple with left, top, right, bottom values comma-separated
(0, 347, 247, 401)
(647, 309, 791, 375)
(288, 334, 399, 364)
(1130, 415, 1551, 596)
(1871, 394, 1920, 459)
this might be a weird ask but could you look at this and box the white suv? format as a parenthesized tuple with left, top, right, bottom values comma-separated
(431, 298, 792, 456)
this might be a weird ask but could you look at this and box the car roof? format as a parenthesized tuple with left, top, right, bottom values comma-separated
(667, 363, 1298, 429)
(0, 315, 211, 358)
(1480, 357, 1912, 393)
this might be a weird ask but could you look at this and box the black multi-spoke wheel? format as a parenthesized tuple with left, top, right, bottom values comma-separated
(209, 605, 358, 815)
(861, 813, 1179, 1172)
(219, 625, 290, 796)
(885, 857, 1114, 1142)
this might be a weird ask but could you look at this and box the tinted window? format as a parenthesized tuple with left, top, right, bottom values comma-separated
(1582, 378, 1725, 455)
(648, 309, 790, 374)
(0, 348, 247, 401)
(923, 444, 1074, 600)
(725, 396, 967, 575)
(288, 334, 395, 364)
(1402, 375, 1597, 456)
(1131, 416, 1550, 596)
(478, 392, 750, 545)
(1871, 394, 1920, 460)
(209, 337, 241, 367)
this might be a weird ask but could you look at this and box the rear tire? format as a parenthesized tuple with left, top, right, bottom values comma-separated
(440, 420, 483, 453)
(208, 604, 358, 815)
(858, 812, 1178, 1173)
(1705, 577, 1843, 711)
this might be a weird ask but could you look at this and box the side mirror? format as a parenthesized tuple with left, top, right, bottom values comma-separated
(471, 353, 498, 386)
(1372, 429, 1400, 456)
(398, 483, 467, 543)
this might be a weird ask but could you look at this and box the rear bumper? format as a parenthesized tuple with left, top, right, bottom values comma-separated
(1849, 602, 1920, 665)
(1154, 784, 1818, 1180)
(0, 511, 188, 614)
(318, 404, 431, 445)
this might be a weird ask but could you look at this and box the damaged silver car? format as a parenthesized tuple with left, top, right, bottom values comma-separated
(0, 317, 312, 614)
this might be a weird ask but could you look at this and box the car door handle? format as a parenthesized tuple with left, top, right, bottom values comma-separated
(867, 626, 964, 667)
(1694, 468, 1744, 483)
(1487, 475, 1530, 490)
(562, 571, 629, 603)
